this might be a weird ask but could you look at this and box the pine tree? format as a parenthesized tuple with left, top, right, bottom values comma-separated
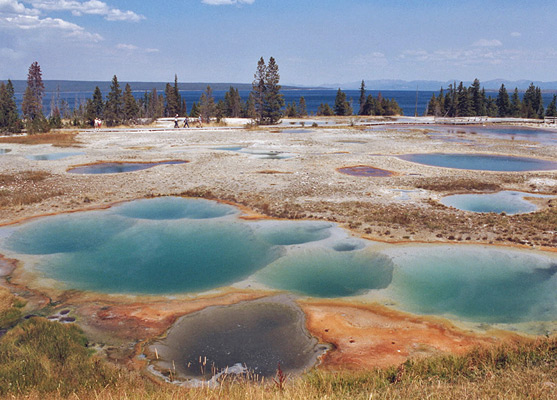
(426, 93, 437, 116)
(545, 95, 557, 117)
(317, 103, 334, 116)
(0, 80, 21, 133)
(252, 57, 266, 122)
(104, 75, 123, 126)
(298, 96, 308, 117)
(189, 102, 200, 118)
(22, 61, 49, 133)
(496, 84, 511, 117)
(334, 88, 352, 116)
(470, 79, 485, 116)
(358, 80, 366, 115)
(85, 86, 104, 125)
(199, 85, 215, 123)
(510, 88, 521, 117)
(456, 82, 472, 117)
(262, 56, 284, 124)
(123, 83, 139, 123)
(224, 86, 242, 117)
(251, 57, 284, 124)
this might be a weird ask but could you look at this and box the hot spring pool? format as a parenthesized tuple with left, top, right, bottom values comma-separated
(0, 197, 555, 330)
(398, 153, 557, 171)
(67, 160, 187, 174)
(440, 191, 554, 215)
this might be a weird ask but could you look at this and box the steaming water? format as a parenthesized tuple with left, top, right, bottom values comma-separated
(440, 191, 554, 215)
(398, 153, 557, 171)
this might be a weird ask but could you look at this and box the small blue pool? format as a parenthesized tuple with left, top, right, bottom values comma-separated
(67, 160, 187, 174)
(398, 153, 557, 171)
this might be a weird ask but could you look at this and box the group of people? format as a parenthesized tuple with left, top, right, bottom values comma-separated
(93, 118, 102, 130)
(174, 114, 202, 129)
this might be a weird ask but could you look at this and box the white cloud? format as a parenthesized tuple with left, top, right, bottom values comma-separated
(202, 0, 255, 5)
(0, 13, 102, 41)
(0, 0, 39, 15)
(116, 43, 159, 53)
(27, 0, 145, 22)
(472, 38, 503, 47)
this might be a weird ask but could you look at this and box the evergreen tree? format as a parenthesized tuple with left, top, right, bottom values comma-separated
(250, 57, 284, 124)
(495, 84, 511, 117)
(334, 88, 352, 116)
(123, 83, 139, 123)
(486, 96, 498, 117)
(510, 88, 521, 117)
(470, 79, 486, 116)
(252, 57, 266, 122)
(317, 103, 334, 116)
(22, 61, 49, 133)
(361, 94, 375, 116)
(522, 83, 540, 118)
(189, 102, 200, 118)
(199, 85, 215, 122)
(545, 95, 557, 117)
(456, 82, 472, 116)
(262, 56, 284, 124)
(104, 75, 123, 126)
(426, 93, 437, 116)
(85, 86, 104, 125)
(243, 93, 257, 119)
(358, 80, 366, 115)
(285, 101, 298, 117)
(0, 80, 21, 133)
(224, 86, 242, 117)
(298, 96, 308, 117)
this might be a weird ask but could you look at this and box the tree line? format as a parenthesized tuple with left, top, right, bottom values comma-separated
(316, 81, 403, 117)
(426, 79, 557, 119)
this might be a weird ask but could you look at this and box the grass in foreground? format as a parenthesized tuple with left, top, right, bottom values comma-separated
(0, 131, 81, 147)
(0, 310, 554, 399)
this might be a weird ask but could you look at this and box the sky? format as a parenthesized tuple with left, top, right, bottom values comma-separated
(1, 0, 556, 86)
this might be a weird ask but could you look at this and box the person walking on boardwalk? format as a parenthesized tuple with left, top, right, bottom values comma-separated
(183, 116, 189, 128)
(174, 114, 179, 128)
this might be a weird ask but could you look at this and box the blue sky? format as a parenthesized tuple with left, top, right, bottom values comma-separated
(1, 0, 556, 86)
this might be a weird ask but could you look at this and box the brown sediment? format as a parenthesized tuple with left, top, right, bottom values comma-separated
(299, 299, 509, 370)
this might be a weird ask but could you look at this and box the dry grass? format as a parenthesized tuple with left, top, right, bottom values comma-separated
(0, 131, 81, 147)
(1, 335, 554, 400)
(0, 170, 65, 208)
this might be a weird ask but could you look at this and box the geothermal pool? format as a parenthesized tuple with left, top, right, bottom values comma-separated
(1, 197, 556, 382)
(440, 191, 554, 215)
(337, 166, 394, 177)
(398, 153, 557, 171)
(26, 152, 85, 161)
(67, 160, 187, 174)
(1, 196, 555, 329)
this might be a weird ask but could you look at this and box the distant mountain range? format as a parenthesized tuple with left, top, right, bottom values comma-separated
(318, 79, 557, 92)
(4, 79, 557, 93)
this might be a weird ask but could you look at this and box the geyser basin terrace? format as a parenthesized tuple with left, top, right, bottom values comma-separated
(0, 197, 556, 333)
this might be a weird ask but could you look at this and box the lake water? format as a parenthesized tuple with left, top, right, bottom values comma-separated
(1, 197, 555, 331)
(398, 153, 557, 171)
